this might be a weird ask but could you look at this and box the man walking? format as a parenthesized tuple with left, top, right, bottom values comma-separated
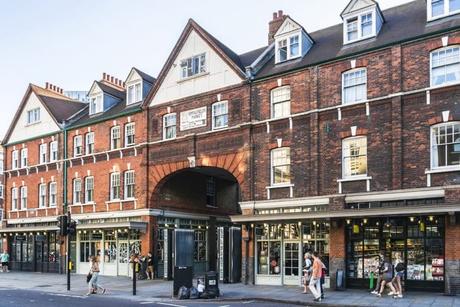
(1, 251, 10, 272)
(309, 251, 324, 302)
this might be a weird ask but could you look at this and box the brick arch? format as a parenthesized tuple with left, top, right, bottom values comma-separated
(150, 150, 248, 196)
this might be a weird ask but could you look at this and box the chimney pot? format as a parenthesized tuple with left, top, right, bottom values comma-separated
(110, 76, 114, 83)
(122, 82, 126, 87)
(60, 88, 63, 94)
(103, 72, 107, 80)
(278, 10, 283, 18)
(273, 12, 277, 20)
(45, 82, 49, 89)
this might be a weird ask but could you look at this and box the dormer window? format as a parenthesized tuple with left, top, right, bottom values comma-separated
(276, 34, 301, 63)
(344, 12, 375, 44)
(26, 108, 40, 125)
(89, 95, 103, 115)
(428, 0, 460, 20)
(341, 0, 384, 45)
(180, 53, 206, 79)
(273, 17, 313, 64)
(127, 82, 142, 105)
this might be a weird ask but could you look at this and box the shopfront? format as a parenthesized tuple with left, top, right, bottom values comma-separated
(254, 221, 330, 286)
(346, 215, 445, 291)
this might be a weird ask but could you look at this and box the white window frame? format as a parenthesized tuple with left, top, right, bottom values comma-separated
(49, 182, 57, 207)
(428, 0, 460, 21)
(343, 10, 376, 44)
(89, 94, 103, 115)
(275, 33, 301, 63)
(85, 176, 94, 203)
(39, 183, 47, 208)
(127, 82, 142, 105)
(430, 46, 460, 88)
(11, 187, 18, 211)
(163, 113, 177, 140)
(342, 68, 367, 104)
(430, 121, 460, 170)
(0, 151, 4, 174)
(271, 147, 291, 186)
(110, 126, 121, 150)
(74, 135, 83, 157)
(20, 186, 27, 210)
(73, 178, 82, 204)
(12, 150, 19, 170)
(85, 132, 95, 155)
(124, 171, 135, 199)
(270, 86, 291, 119)
(26, 108, 41, 125)
(342, 136, 368, 179)
(39, 143, 48, 164)
(20, 148, 28, 168)
(125, 123, 135, 146)
(50, 141, 58, 162)
(180, 53, 206, 79)
(212, 101, 229, 130)
(110, 172, 120, 200)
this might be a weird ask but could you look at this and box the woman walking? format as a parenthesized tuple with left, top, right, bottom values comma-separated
(87, 256, 106, 295)
(376, 256, 397, 297)
(302, 252, 313, 293)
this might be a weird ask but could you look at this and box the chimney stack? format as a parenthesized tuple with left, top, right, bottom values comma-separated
(268, 10, 286, 45)
(45, 82, 65, 95)
(101, 72, 125, 89)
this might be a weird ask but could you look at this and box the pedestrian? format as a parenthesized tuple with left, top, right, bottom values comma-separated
(392, 254, 404, 298)
(302, 252, 313, 293)
(146, 252, 155, 280)
(308, 251, 324, 302)
(371, 251, 385, 295)
(376, 255, 397, 297)
(87, 256, 106, 295)
(1, 251, 9, 273)
(320, 257, 327, 300)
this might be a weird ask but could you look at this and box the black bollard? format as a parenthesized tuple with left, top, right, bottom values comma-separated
(133, 262, 137, 296)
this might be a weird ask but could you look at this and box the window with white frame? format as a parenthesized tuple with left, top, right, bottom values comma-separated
(110, 172, 120, 200)
(50, 141, 58, 162)
(181, 53, 206, 79)
(26, 108, 40, 125)
(49, 182, 57, 207)
(429, 0, 460, 20)
(11, 187, 18, 210)
(20, 186, 27, 210)
(85, 177, 94, 203)
(127, 83, 142, 104)
(39, 183, 47, 208)
(431, 46, 460, 87)
(74, 135, 83, 157)
(344, 12, 374, 44)
(276, 34, 300, 63)
(271, 147, 291, 185)
(39, 143, 48, 164)
(124, 171, 135, 199)
(212, 101, 228, 130)
(125, 123, 135, 146)
(163, 113, 176, 140)
(12, 150, 19, 170)
(20, 148, 28, 168)
(0, 184, 3, 199)
(0, 151, 3, 174)
(431, 122, 460, 168)
(342, 68, 367, 104)
(271, 86, 291, 118)
(85, 132, 95, 155)
(342, 136, 368, 178)
(89, 95, 103, 115)
(111, 126, 121, 150)
(73, 179, 82, 204)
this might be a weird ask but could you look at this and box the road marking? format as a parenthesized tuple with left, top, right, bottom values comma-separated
(157, 303, 187, 307)
(242, 301, 255, 304)
(48, 293, 87, 299)
(219, 305, 230, 307)
(139, 302, 154, 305)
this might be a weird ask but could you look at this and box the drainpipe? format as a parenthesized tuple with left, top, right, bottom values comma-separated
(248, 79, 256, 285)
(63, 123, 68, 214)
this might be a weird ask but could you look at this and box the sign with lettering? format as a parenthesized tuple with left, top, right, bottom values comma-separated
(180, 107, 207, 131)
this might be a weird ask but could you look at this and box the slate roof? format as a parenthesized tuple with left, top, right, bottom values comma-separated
(253, 0, 460, 79)
(39, 95, 87, 123)
(133, 67, 156, 84)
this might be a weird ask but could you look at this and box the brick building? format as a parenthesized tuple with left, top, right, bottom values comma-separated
(2, 0, 460, 295)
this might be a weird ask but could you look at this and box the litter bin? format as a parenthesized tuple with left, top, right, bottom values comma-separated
(173, 266, 193, 296)
(205, 271, 220, 297)
(336, 269, 345, 291)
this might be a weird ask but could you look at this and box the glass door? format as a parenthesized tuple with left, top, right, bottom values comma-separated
(283, 242, 301, 285)
(117, 241, 129, 276)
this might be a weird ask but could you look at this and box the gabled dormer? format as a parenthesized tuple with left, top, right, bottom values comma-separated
(273, 16, 313, 64)
(341, 0, 384, 45)
(88, 73, 125, 116)
(125, 68, 155, 106)
(428, 0, 460, 21)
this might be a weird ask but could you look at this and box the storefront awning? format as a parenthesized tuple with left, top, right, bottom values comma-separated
(0, 225, 58, 233)
(75, 221, 147, 231)
(230, 204, 460, 223)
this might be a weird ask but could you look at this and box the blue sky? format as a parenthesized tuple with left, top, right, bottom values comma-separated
(0, 0, 412, 140)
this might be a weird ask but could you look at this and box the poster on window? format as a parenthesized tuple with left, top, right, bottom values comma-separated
(180, 107, 207, 131)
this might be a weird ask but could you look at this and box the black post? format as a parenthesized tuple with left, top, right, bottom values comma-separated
(132, 261, 137, 295)
(67, 211, 71, 291)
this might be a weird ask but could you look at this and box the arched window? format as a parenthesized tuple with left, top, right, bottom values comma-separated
(431, 46, 460, 87)
(342, 136, 367, 178)
(431, 122, 460, 168)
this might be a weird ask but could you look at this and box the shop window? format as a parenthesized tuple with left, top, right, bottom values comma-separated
(194, 230, 206, 262)
(104, 231, 117, 263)
(271, 147, 291, 185)
(342, 136, 367, 178)
(256, 225, 281, 275)
(431, 122, 460, 169)
(79, 232, 101, 263)
(270, 86, 291, 119)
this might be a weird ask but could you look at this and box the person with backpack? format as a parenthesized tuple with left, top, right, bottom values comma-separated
(86, 256, 106, 296)
(392, 254, 404, 298)
(302, 252, 313, 293)
(376, 255, 397, 297)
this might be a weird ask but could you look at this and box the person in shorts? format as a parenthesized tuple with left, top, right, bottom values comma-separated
(1, 251, 10, 273)
(392, 254, 404, 298)
(376, 256, 397, 297)
(146, 252, 155, 280)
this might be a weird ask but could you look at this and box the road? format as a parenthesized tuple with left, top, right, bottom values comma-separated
(0, 289, 307, 307)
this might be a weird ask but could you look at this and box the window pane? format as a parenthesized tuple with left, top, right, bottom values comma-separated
(450, 0, 460, 11)
(347, 19, 358, 41)
(278, 39, 287, 62)
(290, 35, 299, 57)
(361, 13, 373, 37)
(432, 0, 445, 16)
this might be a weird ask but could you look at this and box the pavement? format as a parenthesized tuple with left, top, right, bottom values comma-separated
(0, 272, 459, 307)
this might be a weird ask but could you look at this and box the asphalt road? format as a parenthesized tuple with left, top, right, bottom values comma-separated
(0, 289, 307, 307)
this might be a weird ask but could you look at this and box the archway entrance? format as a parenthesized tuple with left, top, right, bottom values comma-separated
(153, 166, 242, 282)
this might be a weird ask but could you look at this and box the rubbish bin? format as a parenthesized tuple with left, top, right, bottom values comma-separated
(336, 269, 345, 291)
(173, 266, 193, 296)
(205, 271, 220, 297)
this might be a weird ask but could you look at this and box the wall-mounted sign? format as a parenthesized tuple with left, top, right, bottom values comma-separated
(180, 107, 207, 131)
(15, 235, 26, 241)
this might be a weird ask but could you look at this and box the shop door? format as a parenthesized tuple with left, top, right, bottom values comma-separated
(117, 241, 129, 276)
(283, 242, 301, 285)
(34, 241, 44, 273)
